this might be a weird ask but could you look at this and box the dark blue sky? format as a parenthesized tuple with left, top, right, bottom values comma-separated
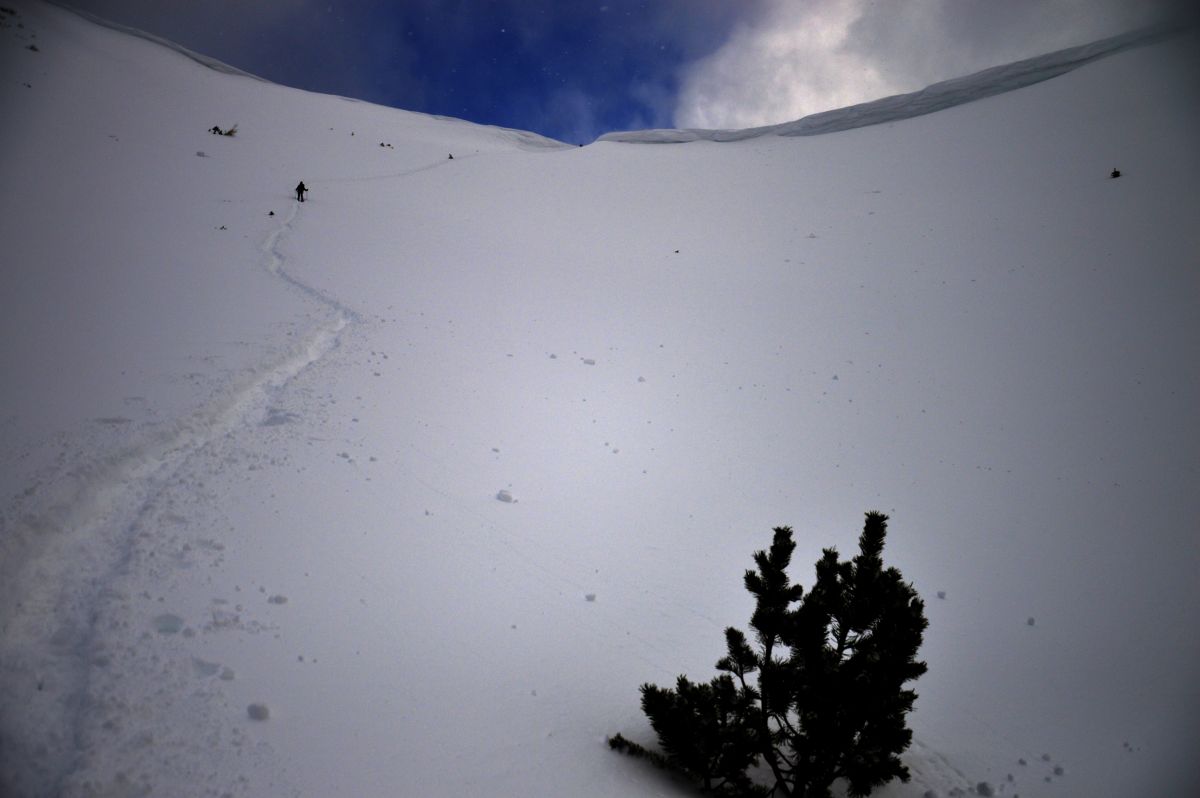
(62, 0, 1185, 145)
(351, 1, 750, 142)
(65, 0, 756, 144)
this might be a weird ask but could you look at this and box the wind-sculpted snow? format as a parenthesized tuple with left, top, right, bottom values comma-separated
(600, 22, 1193, 143)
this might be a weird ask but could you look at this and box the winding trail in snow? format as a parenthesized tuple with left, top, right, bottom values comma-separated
(263, 201, 361, 323)
(309, 150, 473, 186)
(0, 190, 363, 795)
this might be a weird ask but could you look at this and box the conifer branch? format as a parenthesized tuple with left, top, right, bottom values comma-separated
(612, 513, 927, 798)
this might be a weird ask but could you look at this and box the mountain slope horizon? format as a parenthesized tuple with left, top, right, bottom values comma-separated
(43, 0, 1200, 143)
(601, 18, 1196, 142)
(1, 2, 1197, 796)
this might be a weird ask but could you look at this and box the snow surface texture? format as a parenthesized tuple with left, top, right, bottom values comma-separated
(2, 1, 1199, 796)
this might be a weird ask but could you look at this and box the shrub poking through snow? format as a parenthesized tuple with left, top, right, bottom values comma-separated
(610, 512, 928, 797)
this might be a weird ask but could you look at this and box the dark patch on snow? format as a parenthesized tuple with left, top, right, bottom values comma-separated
(153, 614, 184, 634)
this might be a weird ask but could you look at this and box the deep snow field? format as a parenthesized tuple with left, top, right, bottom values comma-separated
(1, 2, 1198, 796)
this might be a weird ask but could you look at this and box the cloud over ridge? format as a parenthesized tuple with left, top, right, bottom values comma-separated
(674, 0, 1190, 131)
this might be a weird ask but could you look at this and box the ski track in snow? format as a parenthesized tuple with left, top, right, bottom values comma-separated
(264, 201, 361, 325)
(5, 6, 1197, 790)
(0, 190, 360, 794)
(282, 154, 735, 674)
(311, 150, 474, 185)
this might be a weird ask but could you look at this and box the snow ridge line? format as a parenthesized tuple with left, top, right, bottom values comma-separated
(600, 20, 1193, 143)
(0, 201, 356, 796)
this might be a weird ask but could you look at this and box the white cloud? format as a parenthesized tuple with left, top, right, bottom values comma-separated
(674, 0, 1184, 131)
(675, 0, 895, 130)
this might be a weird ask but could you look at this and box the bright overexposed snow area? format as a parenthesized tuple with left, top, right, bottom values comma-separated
(1, 2, 1198, 796)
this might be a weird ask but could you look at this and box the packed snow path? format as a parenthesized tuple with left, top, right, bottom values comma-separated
(263, 201, 360, 327)
(0, 187, 363, 793)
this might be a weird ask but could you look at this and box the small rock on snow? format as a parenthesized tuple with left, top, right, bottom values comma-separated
(192, 658, 221, 677)
(496, 489, 514, 503)
(262, 407, 299, 426)
(247, 703, 270, 721)
(153, 614, 184, 635)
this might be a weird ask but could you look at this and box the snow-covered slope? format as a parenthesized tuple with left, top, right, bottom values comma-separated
(2, 2, 1198, 796)
(599, 21, 1190, 143)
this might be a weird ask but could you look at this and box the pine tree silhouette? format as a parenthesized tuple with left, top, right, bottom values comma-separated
(611, 513, 927, 797)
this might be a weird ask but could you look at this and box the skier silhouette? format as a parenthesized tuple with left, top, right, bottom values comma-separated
(295, 181, 308, 202)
